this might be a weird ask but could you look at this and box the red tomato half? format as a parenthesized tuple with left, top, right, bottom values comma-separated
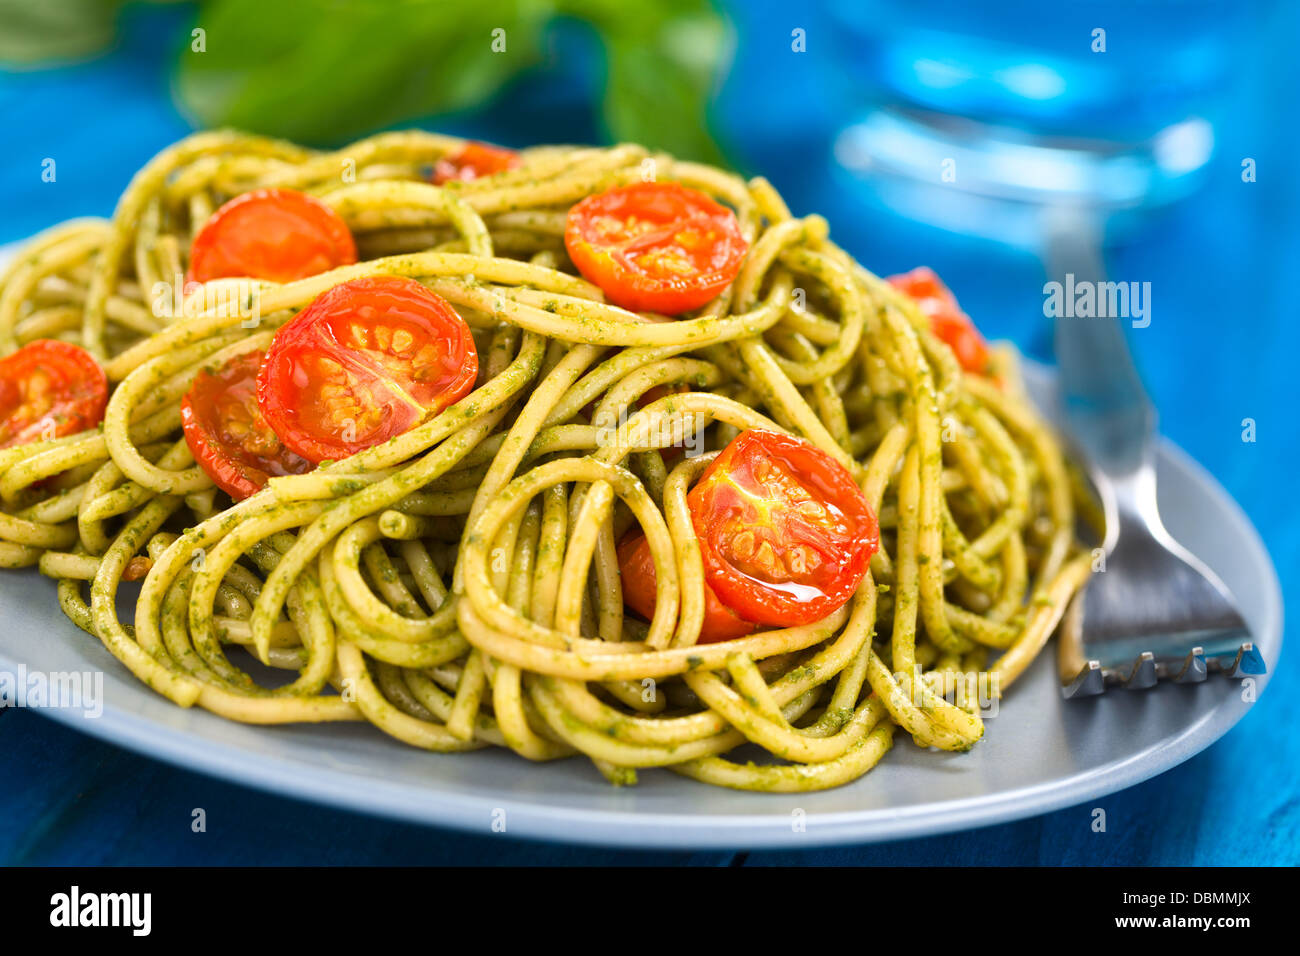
(0, 340, 107, 449)
(887, 267, 990, 374)
(688, 430, 878, 627)
(564, 182, 748, 315)
(617, 532, 756, 644)
(181, 350, 312, 500)
(257, 276, 478, 464)
(188, 188, 357, 284)
(432, 142, 520, 184)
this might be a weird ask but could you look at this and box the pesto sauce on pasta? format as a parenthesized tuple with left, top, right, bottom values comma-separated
(0, 130, 1092, 792)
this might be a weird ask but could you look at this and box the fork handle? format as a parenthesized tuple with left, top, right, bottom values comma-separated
(1045, 206, 1157, 477)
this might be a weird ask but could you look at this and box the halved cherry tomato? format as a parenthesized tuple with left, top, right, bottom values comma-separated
(257, 276, 478, 464)
(688, 429, 878, 627)
(181, 349, 312, 500)
(188, 188, 357, 284)
(564, 182, 748, 315)
(432, 141, 520, 184)
(616, 532, 756, 644)
(887, 267, 990, 374)
(0, 340, 107, 449)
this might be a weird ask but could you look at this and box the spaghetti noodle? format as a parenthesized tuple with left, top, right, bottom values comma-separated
(0, 130, 1092, 792)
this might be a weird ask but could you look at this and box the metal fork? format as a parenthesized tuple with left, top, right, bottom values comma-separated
(1046, 207, 1264, 698)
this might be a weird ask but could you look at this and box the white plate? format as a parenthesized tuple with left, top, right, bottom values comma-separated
(0, 327, 1282, 847)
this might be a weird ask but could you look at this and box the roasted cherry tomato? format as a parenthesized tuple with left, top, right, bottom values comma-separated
(688, 429, 878, 627)
(0, 339, 107, 449)
(188, 188, 357, 284)
(432, 141, 520, 184)
(181, 349, 312, 500)
(887, 267, 990, 374)
(257, 276, 478, 464)
(617, 532, 756, 644)
(564, 182, 748, 315)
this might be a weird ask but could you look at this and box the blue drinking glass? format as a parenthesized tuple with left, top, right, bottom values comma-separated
(824, 0, 1260, 246)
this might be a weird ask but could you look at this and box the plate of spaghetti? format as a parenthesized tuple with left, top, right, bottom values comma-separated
(0, 132, 1281, 847)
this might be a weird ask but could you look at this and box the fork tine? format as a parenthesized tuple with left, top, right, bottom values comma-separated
(1121, 652, 1158, 690)
(1219, 642, 1266, 679)
(1063, 660, 1105, 699)
(1171, 647, 1208, 684)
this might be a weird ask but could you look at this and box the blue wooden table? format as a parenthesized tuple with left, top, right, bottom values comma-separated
(1, 3, 1295, 866)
